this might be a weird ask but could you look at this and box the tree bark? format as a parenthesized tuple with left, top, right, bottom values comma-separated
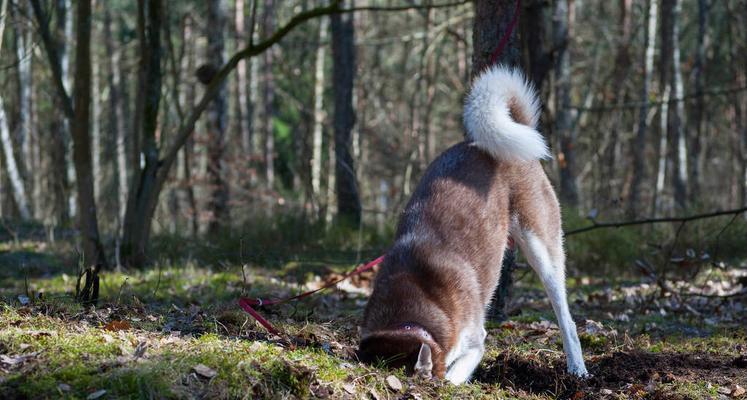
(0, 1, 31, 220)
(554, 0, 579, 207)
(263, 0, 276, 191)
(330, 1, 361, 226)
(669, 0, 688, 210)
(472, 0, 521, 74)
(689, 0, 708, 204)
(627, 0, 658, 217)
(205, 0, 229, 233)
(121, 0, 163, 267)
(103, 9, 128, 229)
(311, 15, 329, 212)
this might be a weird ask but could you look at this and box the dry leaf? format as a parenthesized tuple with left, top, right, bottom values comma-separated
(732, 384, 746, 397)
(342, 383, 356, 394)
(193, 363, 218, 379)
(369, 388, 383, 400)
(385, 375, 403, 392)
(103, 320, 131, 332)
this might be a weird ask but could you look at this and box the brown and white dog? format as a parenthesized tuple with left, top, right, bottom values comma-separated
(358, 66, 588, 384)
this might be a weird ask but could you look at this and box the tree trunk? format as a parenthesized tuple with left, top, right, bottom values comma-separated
(263, 0, 276, 191)
(330, 1, 361, 226)
(627, 0, 658, 217)
(689, 0, 708, 205)
(103, 9, 128, 229)
(473, 0, 521, 322)
(602, 0, 633, 209)
(121, 0, 163, 267)
(13, 6, 34, 217)
(554, 0, 579, 207)
(669, 0, 688, 210)
(205, 0, 229, 234)
(653, 0, 673, 216)
(311, 15, 329, 212)
(472, 0, 521, 74)
(57, 0, 109, 303)
(0, 102, 31, 220)
(0, 1, 31, 220)
(181, 15, 199, 237)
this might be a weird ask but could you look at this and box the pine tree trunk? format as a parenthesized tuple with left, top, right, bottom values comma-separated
(669, 0, 688, 210)
(103, 9, 128, 229)
(263, 0, 276, 191)
(205, 0, 229, 234)
(121, 0, 163, 267)
(554, 0, 579, 207)
(628, 0, 658, 217)
(689, 0, 708, 204)
(311, 15, 328, 212)
(330, 1, 361, 227)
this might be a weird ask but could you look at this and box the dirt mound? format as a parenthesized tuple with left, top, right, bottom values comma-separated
(475, 350, 746, 399)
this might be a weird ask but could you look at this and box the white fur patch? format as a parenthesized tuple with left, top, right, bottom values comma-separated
(463, 66, 550, 161)
(516, 230, 588, 377)
(444, 324, 486, 384)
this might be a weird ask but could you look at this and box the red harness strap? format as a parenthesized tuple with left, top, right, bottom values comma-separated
(239, 255, 386, 335)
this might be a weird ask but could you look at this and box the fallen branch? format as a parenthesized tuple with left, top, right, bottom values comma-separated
(564, 207, 747, 236)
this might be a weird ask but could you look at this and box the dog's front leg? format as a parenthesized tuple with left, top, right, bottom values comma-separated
(444, 326, 487, 384)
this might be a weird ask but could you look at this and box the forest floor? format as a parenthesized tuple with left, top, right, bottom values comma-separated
(1, 237, 746, 399)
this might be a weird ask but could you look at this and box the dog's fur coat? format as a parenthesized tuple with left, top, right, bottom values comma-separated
(358, 66, 588, 384)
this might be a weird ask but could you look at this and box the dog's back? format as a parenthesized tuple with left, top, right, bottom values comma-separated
(359, 66, 587, 383)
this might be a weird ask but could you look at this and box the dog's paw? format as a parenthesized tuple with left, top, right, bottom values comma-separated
(567, 364, 590, 379)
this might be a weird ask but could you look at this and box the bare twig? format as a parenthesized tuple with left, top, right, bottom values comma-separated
(564, 207, 747, 236)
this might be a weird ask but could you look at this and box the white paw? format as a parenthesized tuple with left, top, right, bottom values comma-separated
(567, 363, 590, 379)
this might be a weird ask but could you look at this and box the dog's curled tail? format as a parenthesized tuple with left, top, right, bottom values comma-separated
(464, 65, 550, 161)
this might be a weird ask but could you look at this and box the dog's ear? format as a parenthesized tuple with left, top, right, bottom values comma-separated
(414, 343, 433, 378)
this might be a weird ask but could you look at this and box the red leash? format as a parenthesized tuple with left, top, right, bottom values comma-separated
(239, 255, 385, 335)
(489, 0, 522, 66)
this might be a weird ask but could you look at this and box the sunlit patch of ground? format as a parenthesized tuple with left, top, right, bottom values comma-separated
(1, 240, 746, 399)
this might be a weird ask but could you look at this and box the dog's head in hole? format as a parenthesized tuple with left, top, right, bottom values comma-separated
(356, 66, 589, 384)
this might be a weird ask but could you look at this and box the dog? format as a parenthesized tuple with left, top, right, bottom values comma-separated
(357, 66, 588, 384)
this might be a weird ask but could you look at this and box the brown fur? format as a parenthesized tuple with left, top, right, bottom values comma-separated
(359, 141, 561, 378)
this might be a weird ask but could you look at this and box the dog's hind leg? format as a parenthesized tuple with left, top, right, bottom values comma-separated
(513, 227, 588, 377)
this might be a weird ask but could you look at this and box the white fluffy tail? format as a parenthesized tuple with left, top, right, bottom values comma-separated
(463, 66, 550, 161)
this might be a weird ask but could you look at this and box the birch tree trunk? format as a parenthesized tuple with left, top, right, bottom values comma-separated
(205, 0, 229, 234)
(330, 1, 361, 226)
(13, 6, 33, 216)
(0, 102, 31, 219)
(0, 1, 30, 220)
(554, 0, 579, 207)
(627, 0, 658, 217)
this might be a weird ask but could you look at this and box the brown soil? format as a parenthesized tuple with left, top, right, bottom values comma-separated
(474, 350, 747, 399)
